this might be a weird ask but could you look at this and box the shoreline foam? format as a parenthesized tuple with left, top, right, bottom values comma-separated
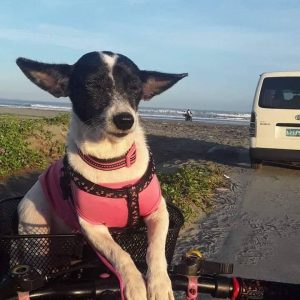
(0, 106, 250, 125)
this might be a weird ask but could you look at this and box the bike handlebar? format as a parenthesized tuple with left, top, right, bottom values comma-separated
(236, 278, 300, 300)
(2, 272, 300, 300)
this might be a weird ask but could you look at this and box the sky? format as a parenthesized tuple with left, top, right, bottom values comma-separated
(1, 0, 300, 112)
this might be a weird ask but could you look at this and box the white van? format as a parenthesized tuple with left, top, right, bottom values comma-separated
(250, 71, 300, 169)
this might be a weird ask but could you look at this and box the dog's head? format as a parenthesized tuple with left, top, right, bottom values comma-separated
(16, 51, 187, 141)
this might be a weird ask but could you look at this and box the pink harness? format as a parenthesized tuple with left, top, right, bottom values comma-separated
(39, 148, 161, 300)
(39, 158, 161, 229)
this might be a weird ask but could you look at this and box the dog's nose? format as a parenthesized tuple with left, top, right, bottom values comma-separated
(113, 113, 134, 130)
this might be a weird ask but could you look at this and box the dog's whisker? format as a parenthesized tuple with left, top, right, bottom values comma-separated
(80, 116, 105, 131)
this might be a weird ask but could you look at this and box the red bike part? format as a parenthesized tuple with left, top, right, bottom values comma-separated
(95, 252, 125, 300)
(231, 277, 240, 300)
(99, 273, 111, 279)
(187, 276, 199, 300)
(17, 292, 30, 300)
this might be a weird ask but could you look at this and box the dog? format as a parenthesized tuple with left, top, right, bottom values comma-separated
(16, 51, 187, 300)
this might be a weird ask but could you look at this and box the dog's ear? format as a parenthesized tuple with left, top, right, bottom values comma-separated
(140, 71, 188, 100)
(16, 57, 73, 98)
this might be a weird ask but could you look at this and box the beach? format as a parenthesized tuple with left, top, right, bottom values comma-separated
(0, 107, 249, 200)
(10, 107, 300, 297)
(0, 107, 65, 118)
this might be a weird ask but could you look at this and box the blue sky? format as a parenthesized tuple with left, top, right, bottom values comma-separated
(1, 0, 300, 112)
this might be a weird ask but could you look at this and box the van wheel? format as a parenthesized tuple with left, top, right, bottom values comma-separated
(250, 159, 262, 169)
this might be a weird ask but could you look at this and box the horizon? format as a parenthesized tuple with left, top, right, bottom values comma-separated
(1, 0, 300, 112)
(0, 96, 251, 114)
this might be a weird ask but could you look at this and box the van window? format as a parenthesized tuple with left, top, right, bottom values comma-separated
(259, 77, 300, 109)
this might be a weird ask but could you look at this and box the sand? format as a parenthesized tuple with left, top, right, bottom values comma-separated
(0, 107, 66, 118)
(0, 107, 253, 298)
(2, 108, 299, 295)
(0, 107, 249, 200)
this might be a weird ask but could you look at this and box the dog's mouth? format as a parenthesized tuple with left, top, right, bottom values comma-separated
(108, 131, 130, 138)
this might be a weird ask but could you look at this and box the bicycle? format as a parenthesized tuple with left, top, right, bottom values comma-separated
(0, 197, 299, 300)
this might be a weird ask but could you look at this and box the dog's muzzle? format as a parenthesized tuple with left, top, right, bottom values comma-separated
(113, 113, 134, 130)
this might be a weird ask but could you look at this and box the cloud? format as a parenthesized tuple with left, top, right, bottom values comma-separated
(0, 24, 132, 52)
(138, 24, 300, 61)
(1, 22, 299, 68)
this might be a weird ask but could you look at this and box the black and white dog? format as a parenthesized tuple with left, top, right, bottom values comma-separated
(16, 51, 187, 300)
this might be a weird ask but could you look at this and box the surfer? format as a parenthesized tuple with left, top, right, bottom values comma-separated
(184, 109, 193, 121)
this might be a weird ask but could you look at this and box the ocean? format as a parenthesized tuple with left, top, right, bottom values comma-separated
(0, 98, 250, 125)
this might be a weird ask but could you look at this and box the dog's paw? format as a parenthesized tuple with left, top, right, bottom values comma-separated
(123, 269, 147, 300)
(146, 270, 174, 300)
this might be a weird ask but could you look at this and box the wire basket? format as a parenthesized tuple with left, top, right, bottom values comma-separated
(0, 197, 183, 279)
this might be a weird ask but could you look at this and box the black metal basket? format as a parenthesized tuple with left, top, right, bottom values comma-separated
(0, 197, 183, 279)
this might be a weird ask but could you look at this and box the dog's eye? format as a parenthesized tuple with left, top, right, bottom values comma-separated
(127, 82, 141, 97)
(127, 81, 140, 92)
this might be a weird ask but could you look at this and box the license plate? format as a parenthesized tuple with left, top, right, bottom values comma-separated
(286, 128, 300, 137)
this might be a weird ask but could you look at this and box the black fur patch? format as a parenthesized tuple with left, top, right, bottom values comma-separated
(113, 55, 143, 109)
(69, 52, 113, 123)
(16, 51, 188, 126)
(68, 52, 141, 123)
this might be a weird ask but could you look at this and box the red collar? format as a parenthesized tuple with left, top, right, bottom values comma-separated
(78, 144, 137, 171)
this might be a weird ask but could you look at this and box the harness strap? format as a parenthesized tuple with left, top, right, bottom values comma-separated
(60, 152, 156, 227)
(127, 186, 139, 227)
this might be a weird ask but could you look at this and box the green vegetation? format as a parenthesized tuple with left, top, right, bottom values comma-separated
(0, 113, 226, 222)
(0, 114, 70, 177)
(159, 164, 226, 222)
(42, 113, 71, 126)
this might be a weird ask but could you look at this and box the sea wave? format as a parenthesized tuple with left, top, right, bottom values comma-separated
(0, 99, 250, 125)
(139, 108, 250, 124)
(213, 112, 250, 118)
(30, 104, 71, 111)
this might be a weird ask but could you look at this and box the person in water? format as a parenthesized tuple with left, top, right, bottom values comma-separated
(184, 109, 192, 121)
